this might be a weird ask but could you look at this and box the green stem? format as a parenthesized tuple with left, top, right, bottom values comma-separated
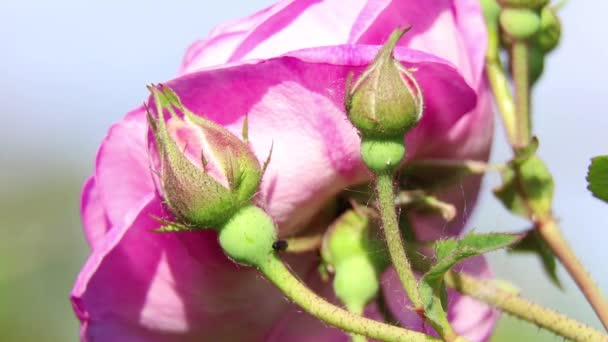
(375, 174, 460, 341)
(376, 173, 422, 308)
(511, 42, 532, 147)
(258, 254, 440, 342)
(486, 57, 517, 146)
(445, 271, 608, 341)
(350, 333, 368, 342)
(537, 217, 608, 331)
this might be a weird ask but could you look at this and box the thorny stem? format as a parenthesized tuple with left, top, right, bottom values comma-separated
(445, 271, 608, 342)
(258, 254, 440, 342)
(536, 217, 608, 331)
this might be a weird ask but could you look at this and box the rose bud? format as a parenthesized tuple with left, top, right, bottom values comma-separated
(321, 208, 388, 314)
(345, 28, 424, 174)
(537, 5, 561, 53)
(346, 28, 423, 140)
(147, 84, 263, 229)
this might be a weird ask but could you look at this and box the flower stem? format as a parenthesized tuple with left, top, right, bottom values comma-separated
(376, 173, 422, 308)
(444, 271, 608, 341)
(511, 42, 531, 147)
(375, 173, 460, 341)
(536, 217, 608, 331)
(258, 254, 440, 342)
(486, 56, 517, 146)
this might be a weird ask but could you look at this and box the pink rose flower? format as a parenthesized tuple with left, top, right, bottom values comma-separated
(72, 1, 497, 341)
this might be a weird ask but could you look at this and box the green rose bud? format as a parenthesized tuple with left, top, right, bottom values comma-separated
(345, 27, 423, 139)
(500, 8, 542, 41)
(321, 209, 389, 314)
(147, 84, 263, 229)
(537, 6, 561, 53)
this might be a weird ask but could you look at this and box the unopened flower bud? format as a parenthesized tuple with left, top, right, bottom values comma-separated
(147, 84, 263, 228)
(321, 209, 388, 314)
(346, 28, 423, 139)
(500, 8, 541, 41)
(537, 6, 561, 53)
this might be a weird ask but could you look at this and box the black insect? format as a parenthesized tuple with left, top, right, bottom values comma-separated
(272, 239, 288, 252)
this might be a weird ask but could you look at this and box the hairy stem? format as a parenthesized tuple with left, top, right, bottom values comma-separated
(486, 57, 517, 146)
(376, 173, 422, 307)
(258, 254, 440, 342)
(445, 271, 608, 341)
(537, 217, 608, 331)
(511, 42, 531, 147)
(375, 173, 460, 341)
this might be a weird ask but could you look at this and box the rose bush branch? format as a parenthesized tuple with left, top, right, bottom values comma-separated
(536, 217, 608, 331)
(484, 0, 608, 330)
(445, 271, 608, 342)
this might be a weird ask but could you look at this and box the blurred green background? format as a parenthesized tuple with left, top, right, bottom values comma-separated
(0, 1, 606, 341)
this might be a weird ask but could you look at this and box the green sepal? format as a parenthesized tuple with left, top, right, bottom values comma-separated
(587, 155, 608, 203)
(419, 232, 522, 334)
(509, 229, 562, 288)
(494, 138, 553, 218)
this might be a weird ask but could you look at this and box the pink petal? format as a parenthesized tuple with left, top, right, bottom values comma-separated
(162, 45, 475, 236)
(72, 195, 325, 341)
(80, 176, 111, 250)
(382, 256, 499, 342)
(95, 107, 156, 228)
(180, 0, 487, 90)
(180, 0, 370, 73)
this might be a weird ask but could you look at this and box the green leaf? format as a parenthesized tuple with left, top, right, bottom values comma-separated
(494, 155, 554, 218)
(419, 232, 522, 335)
(587, 156, 608, 203)
(509, 229, 562, 288)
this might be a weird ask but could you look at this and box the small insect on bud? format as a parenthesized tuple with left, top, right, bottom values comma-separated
(272, 240, 289, 252)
